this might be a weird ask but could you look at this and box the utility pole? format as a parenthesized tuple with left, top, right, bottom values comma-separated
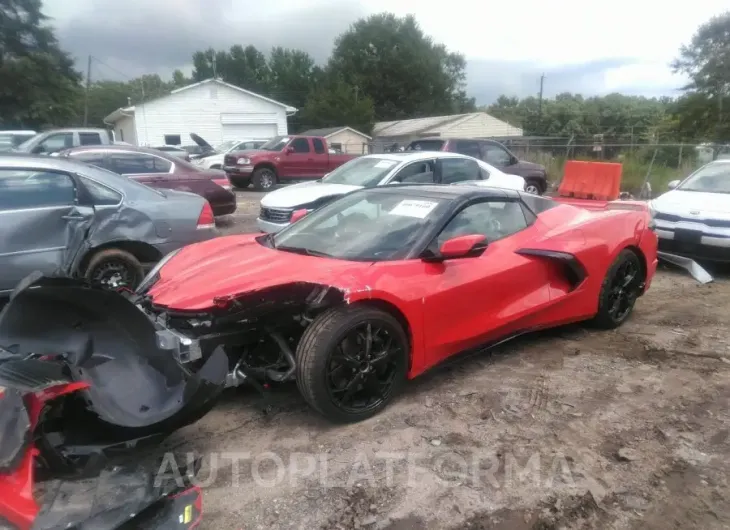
(83, 55, 92, 126)
(212, 55, 217, 79)
(537, 73, 545, 134)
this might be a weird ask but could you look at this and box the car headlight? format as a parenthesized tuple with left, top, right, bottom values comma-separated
(135, 248, 182, 294)
(237, 157, 250, 165)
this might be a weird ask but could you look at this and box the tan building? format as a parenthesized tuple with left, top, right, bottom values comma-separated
(373, 112, 522, 149)
(299, 127, 372, 155)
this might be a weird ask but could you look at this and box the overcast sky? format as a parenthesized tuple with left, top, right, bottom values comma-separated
(45, 0, 729, 105)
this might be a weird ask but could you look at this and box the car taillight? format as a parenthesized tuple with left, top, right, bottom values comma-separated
(197, 202, 215, 229)
(213, 177, 233, 191)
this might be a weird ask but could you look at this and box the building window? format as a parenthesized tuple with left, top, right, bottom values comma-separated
(164, 134, 181, 146)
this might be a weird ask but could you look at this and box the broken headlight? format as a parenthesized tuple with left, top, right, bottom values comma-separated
(135, 248, 182, 294)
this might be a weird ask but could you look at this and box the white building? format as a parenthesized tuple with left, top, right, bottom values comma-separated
(103, 78, 297, 147)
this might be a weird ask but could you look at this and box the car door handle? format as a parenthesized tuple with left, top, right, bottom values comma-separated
(62, 214, 87, 220)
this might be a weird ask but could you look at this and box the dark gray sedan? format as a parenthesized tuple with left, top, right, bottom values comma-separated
(0, 155, 218, 294)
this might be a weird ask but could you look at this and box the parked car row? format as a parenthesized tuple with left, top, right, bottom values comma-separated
(257, 151, 526, 232)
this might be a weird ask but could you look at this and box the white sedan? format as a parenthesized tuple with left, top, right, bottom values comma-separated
(650, 159, 730, 261)
(257, 152, 526, 233)
(194, 140, 266, 170)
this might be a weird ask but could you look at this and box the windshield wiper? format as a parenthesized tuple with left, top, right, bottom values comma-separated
(276, 245, 334, 258)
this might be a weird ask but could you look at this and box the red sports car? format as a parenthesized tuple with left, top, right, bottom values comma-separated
(130, 185, 658, 422)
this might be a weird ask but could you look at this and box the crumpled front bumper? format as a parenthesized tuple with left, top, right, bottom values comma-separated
(137, 304, 204, 364)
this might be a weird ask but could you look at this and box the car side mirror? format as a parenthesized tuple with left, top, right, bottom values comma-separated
(285, 146, 295, 154)
(667, 179, 680, 190)
(509, 155, 519, 165)
(291, 209, 309, 223)
(424, 234, 488, 262)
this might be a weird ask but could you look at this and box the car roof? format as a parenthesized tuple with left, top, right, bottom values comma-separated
(363, 183, 519, 200)
(0, 152, 172, 197)
(361, 151, 478, 163)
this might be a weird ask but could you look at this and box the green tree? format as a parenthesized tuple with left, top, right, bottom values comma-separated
(0, 0, 83, 128)
(192, 45, 271, 94)
(672, 11, 730, 141)
(328, 13, 475, 120)
(299, 79, 375, 134)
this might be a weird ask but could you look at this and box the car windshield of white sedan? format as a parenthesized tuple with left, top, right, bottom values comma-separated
(259, 136, 290, 151)
(322, 157, 399, 186)
(215, 140, 237, 152)
(680, 164, 730, 193)
(270, 191, 447, 261)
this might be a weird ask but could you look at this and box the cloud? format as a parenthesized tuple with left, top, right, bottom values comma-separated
(44, 0, 725, 103)
(49, 0, 368, 79)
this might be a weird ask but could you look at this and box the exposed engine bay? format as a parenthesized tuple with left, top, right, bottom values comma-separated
(132, 280, 348, 388)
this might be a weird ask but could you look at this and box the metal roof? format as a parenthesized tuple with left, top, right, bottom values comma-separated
(373, 112, 522, 138)
(299, 126, 372, 140)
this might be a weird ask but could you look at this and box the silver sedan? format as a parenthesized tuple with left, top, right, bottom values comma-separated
(0, 154, 217, 294)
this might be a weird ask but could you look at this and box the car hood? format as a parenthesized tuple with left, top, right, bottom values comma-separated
(515, 160, 545, 171)
(147, 235, 371, 310)
(260, 181, 361, 209)
(653, 189, 730, 216)
(190, 133, 212, 149)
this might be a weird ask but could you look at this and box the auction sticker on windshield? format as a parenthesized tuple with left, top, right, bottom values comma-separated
(374, 160, 397, 169)
(389, 199, 438, 219)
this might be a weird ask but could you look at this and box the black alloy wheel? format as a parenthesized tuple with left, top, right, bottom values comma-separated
(591, 249, 643, 329)
(296, 306, 408, 423)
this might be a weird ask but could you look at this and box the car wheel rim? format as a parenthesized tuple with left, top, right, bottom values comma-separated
(525, 184, 540, 194)
(91, 260, 134, 288)
(260, 172, 274, 188)
(607, 259, 640, 322)
(326, 321, 403, 414)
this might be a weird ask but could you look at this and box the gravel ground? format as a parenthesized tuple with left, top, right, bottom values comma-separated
(158, 192, 730, 529)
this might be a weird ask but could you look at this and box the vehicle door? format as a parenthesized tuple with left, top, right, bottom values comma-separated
(386, 159, 437, 184)
(420, 198, 551, 366)
(481, 143, 516, 172)
(435, 157, 483, 184)
(452, 140, 482, 159)
(108, 152, 172, 187)
(0, 167, 95, 294)
(278, 138, 312, 178)
(29, 132, 75, 155)
(310, 138, 330, 175)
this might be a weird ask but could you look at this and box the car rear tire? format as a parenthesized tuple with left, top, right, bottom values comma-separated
(252, 168, 277, 191)
(229, 177, 251, 189)
(590, 249, 643, 329)
(296, 305, 409, 423)
(524, 178, 544, 195)
(85, 248, 144, 290)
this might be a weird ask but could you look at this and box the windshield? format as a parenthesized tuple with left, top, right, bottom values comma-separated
(16, 134, 40, 151)
(322, 157, 400, 186)
(678, 163, 730, 193)
(270, 190, 448, 261)
(259, 136, 290, 151)
(215, 140, 238, 152)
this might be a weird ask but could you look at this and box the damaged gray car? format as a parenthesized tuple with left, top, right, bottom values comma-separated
(0, 154, 218, 294)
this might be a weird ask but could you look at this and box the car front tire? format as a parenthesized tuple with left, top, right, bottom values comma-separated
(296, 305, 409, 423)
(524, 178, 544, 195)
(85, 248, 144, 289)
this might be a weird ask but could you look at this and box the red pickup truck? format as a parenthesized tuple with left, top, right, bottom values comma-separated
(223, 135, 356, 190)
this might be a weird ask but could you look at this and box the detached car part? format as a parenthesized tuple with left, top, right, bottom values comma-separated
(657, 251, 713, 284)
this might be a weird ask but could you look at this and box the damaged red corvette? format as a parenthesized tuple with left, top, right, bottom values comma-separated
(1, 184, 658, 427)
(123, 184, 658, 422)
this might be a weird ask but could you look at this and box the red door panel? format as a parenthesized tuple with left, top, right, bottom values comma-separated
(421, 233, 551, 369)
